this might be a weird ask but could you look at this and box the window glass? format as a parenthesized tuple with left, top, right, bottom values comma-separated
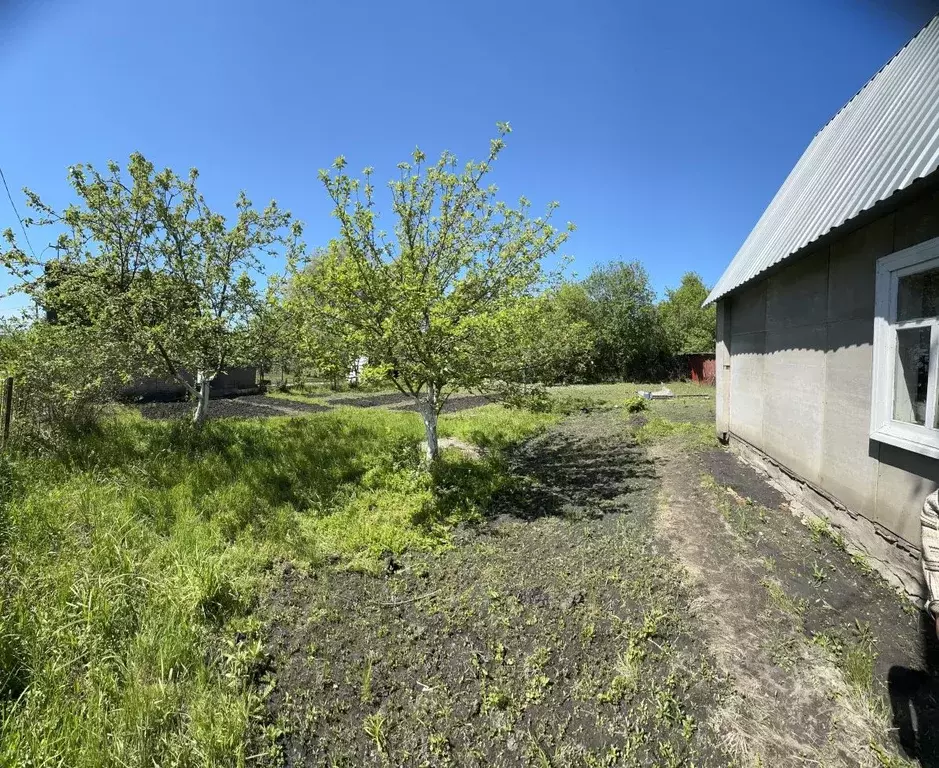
(897, 267, 939, 321)
(936, 376, 939, 430)
(893, 326, 931, 425)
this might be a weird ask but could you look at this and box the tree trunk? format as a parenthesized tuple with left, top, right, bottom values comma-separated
(192, 371, 211, 426)
(417, 384, 440, 463)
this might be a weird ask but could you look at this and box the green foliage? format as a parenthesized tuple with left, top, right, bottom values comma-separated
(474, 294, 595, 390)
(0, 405, 548, 766)
(482, 382, 605, 417)
(498, 384, 554, 412)
(244, 276, 301, 386)
(439, 403, 557, 451)
(288, 124, 573, 459)
(0, 319, 128, 448)
(559, 261, 669, 381)
(624, 395, 649, 413)
(284, 247, 361, 386)
(2, 154, 297, 424)
(659, 272, 715, 354)
(540, 268, 716, 382)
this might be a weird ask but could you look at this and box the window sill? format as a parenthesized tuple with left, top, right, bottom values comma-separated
(870, 424, 939, 460)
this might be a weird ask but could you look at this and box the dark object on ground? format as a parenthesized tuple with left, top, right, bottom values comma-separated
(136, 395, 329, 420)
(120, 366, 259, 402)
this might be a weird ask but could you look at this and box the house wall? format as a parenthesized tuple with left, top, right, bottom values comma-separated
(715, 188, 939, 599)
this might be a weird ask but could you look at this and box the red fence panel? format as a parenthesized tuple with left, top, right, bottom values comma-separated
(684, 354, 716, 385)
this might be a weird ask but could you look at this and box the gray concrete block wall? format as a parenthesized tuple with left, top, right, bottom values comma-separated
(762, 328, 827, 482)
(722, 191, 939, 555)
(727, 331, 765, 447)
(715, 302, 733, 439)
(876, 446, 938, 545)
(819, 321, 878, 519)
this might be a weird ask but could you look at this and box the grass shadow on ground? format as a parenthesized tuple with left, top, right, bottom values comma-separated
(485, 417, 659, 523)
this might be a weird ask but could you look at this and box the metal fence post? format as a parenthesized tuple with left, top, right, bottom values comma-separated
(1, 377, 12, 449)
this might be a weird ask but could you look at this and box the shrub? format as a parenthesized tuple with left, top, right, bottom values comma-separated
(489, 380, 549, 412)
(0, 322, 130, 451)
(624, 395, 649, 413)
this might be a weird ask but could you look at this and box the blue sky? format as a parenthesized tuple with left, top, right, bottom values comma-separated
(0, 0, 934, 313)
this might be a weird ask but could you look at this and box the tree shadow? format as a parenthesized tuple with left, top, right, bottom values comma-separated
(888, 612, 939, 766)
(483, 424, 658, 522)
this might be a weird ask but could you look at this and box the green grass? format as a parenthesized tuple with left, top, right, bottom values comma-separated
(439, 403, 558, 450)
(265, 389, 333, 406)
(0, 404, 554, 767)
(549, 381, 711, 404)
(633, 415, 716, 449)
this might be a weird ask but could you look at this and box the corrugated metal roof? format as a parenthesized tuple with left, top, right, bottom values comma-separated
(706, 14, 939, 305)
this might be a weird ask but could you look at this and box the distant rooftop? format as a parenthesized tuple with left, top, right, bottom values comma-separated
(707, 14, 939, 304)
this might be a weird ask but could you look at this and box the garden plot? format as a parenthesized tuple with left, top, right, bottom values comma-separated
(136, 394, 330, 420)
(258, 412, 733, 766)
(4, 386, 932, 767)
(255, 398, 931, 767)
(134, 391, 494, 421)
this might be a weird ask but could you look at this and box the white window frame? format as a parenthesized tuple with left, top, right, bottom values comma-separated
(871, 235, 939, 459)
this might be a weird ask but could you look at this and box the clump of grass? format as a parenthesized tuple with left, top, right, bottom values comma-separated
(760, 577, 807, 621)
(439, 403, 557, 451)
(869, 738, 919, 767)
(841, 622, 876, 692)
(633, 415, 716, 449)
(362, 712, 388, 756)
(812, 561, 828, 584)
(811, 623, 878, 694)
(0, 404, 548, 766)
(807, 516, 846, 550)
(850, 552, 875, 577)
(360, 658, 375, 703)
(624, 395, 648, 413)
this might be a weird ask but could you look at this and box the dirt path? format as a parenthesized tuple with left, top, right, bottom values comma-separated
(654, 439, 939, 767)
(256, 411, 929, 767)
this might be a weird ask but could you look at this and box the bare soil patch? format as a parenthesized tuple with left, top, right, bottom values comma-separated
(256, 413, 732, 767)
(656, 439, 938, 766)
(393, 394, 494, 414)
(252, 403, 934, 766)
(136, 394, 329, 420)
(326, 392, 414, 408)
(326, 392, 494, 414)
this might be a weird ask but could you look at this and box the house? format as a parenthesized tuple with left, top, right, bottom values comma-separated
(707, 15, 939, 602)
